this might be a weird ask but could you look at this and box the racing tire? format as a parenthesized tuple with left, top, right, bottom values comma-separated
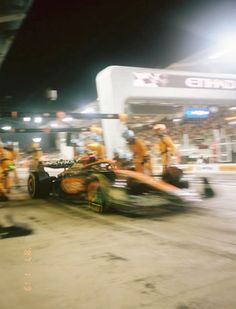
(87, 179, 109, 214)
(28, 171, 51, 198)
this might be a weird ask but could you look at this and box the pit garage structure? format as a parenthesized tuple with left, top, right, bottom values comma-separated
(96, 65, 236, 158)
(0, 0, 33, 69)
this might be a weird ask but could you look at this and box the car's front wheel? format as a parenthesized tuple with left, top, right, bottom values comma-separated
(28, 171, 51, 198)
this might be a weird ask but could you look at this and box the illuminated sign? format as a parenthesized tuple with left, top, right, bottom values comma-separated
(133, 72, 236, 91)
(184, 107, 210, 119)
(185, 78, 236, 90)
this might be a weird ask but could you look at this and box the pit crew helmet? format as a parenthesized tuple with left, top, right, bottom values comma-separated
(122, 130, 135, 140)
(153, 124, 166, 133)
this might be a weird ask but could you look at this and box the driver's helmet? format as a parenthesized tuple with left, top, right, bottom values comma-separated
(80, 151, 97, 164)
(87, 151, 97, 163)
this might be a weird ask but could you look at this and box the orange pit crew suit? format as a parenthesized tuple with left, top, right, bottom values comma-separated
(153, 124, 177, 174)
(123, 131, 152, 175)
(29, 146, 43, 170)
(0, 145, 19, 193)
(0, 164, 8, 200)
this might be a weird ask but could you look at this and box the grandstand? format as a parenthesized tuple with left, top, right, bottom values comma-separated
(127, 106, 236, 164)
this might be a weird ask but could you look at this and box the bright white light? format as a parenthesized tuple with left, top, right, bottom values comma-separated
(208, 50, 228, 60)
(229, 121, 236, 125)
(173, 118, 182, 122)
(81, 107, 95, 113)
(32, 137, 41, 143)
(62, 117, 73, 122)
(220, 37, 236, 51)
(208, 36, 236, 60)
(209, 106, 219, 113)
(2, 126, 12, 131)
(23, 117, 31, 122)
(50, 123, 58, 128)
(34, 117, 42, 123)
(190, 110, 209, 116)
(229, 106, 236, 110)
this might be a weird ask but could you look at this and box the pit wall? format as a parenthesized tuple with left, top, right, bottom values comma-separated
(154, 164, 236, 174)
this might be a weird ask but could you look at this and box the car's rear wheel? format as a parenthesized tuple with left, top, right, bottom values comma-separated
(28, 171, 51, 198)
(87, 180, 109, 213)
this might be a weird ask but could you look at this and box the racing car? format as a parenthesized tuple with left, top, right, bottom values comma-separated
(27, 159, 210, 214)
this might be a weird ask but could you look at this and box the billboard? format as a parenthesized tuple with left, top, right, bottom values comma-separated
(133, 72, 236, 90)
(184, 107, 210, 119)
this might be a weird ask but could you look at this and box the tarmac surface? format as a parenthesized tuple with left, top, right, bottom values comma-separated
(0, 174, 236, 309)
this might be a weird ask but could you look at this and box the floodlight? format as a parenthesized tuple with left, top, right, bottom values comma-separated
(23, 117, 31, 122)
(2, 126, 12, 131)
(50, 123, 58, 128)
(32, 137, 41, 143)
(208, 36, 236, 60)
(81, 107, 95, 113)
(34, 117, 42, 123)
(62, 117, 73, 122)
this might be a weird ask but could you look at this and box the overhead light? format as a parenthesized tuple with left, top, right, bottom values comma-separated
(50, 123, 58, 128)
(208, 36, 236, 60)
(34, 117, 42, 123)
(23, 117, 31, 122)
(81, 107, 95, 113)
(62, 117, 73, 122)
(229, 106, 236, 110)
(32, 137, 41, 143)
(2, 126, 12, 131)
(208, 51, 228, 60)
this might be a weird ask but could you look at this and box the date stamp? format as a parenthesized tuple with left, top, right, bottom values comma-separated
(23, 248, 32, 292)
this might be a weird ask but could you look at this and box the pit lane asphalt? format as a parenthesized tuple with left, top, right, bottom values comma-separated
(0, 177, 236, 309)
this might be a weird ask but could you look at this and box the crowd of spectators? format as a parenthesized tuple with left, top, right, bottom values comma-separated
(128, 108, 236, 163)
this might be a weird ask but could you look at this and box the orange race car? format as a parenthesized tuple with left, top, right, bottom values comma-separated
(27, 159, 212, 214)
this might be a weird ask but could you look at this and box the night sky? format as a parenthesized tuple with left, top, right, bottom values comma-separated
(0, 0, 235, 112)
